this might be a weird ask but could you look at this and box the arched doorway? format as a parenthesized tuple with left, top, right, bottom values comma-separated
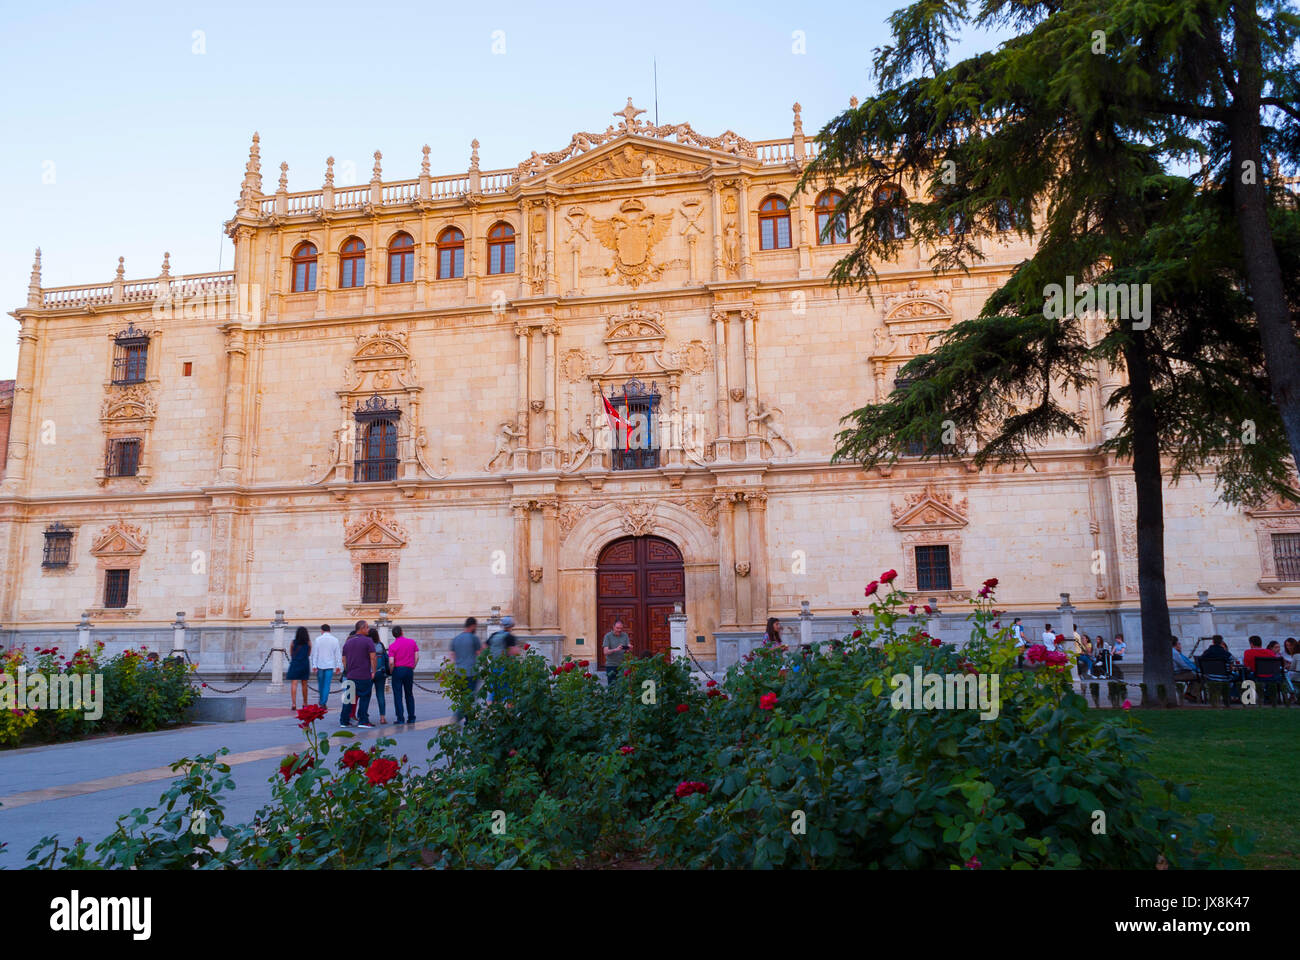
(596, 535, 685, 664)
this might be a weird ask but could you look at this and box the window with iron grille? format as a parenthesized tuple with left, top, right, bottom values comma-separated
(606, 379, 661, 471)
(111, 323, 149, 384)
(104, 569, 130, 608)
(353, 395, 401, 482)
(42, 522, 72, 567)
(106, 438, 142, 477)
(915, 545, 952, 591)
(1273, 533, 1300, 580)
(361, 563, 389, 604)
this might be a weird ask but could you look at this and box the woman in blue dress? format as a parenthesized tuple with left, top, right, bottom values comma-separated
(287, 626, 311, 710)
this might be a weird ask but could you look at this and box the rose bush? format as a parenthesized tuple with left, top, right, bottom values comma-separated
(23, 574, 1248, 868)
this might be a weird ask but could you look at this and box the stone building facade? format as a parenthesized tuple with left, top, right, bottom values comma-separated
(2, 100, 1298, 672)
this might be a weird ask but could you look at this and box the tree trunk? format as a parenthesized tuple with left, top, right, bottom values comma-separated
(1123, 338, 1176, 705)
(1230, 2, 1300, 480)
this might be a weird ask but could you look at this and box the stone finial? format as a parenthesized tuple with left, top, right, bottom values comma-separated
(160, 251, 171, 277)
(27, 247, 42, 306)
(469, 139, 480, 172)
(324, 156, 335, 188)
(849, 95, 859, 108)
(244, 131, 263, 193)
(277, 161, 288, 193)
(792, 102, 804, 137)
(371, 150, 383, 183)
(115, 256, 125, 280)
(421, 145, 431, 177)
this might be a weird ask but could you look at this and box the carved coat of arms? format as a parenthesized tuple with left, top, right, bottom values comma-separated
(593, 199, 673, 287)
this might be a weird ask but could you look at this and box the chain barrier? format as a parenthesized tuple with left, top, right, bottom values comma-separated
(191, 648, 281, 695)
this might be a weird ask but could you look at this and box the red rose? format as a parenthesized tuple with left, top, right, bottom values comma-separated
(342, 747, 369, 770)
(880, 569, 898, 583)
(297, 704, 328, 728)
(676, 704, 689, 714)
(982, 578, 998, 589)
(930, 637, 942, 647)
(923, 605, 933, 614)
(365, 758, 400, 786)
(707, 688, 721, 698)
(853, 629, 863, 639)
(675, 780, 709, 798)
(579, 660, 589, 667)
(965, 856, 982, 870)
(865, 581, 879, 596)
(706, 679, 718, 687)
(508, 748, 517, 756)
(522, 643, 530, 650)
(619, 745, 635, 755)
(280, 753, 314, 782)
(759, 692, 779, 711)
(623, 669, 632, 677)
(908, 604, 917, 614)
(851, 609, 860, 616)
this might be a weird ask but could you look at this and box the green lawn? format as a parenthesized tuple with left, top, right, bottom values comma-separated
(1137, 708, 1300, 869)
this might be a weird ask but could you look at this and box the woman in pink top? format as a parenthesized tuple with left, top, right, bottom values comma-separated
(387, 626, 420, 725)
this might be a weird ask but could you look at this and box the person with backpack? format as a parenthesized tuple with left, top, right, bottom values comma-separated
(369, 626, 391, 724)
(484, 615, 520, 705)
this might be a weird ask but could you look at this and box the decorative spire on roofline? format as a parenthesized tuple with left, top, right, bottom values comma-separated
(27, 248, 41, 307)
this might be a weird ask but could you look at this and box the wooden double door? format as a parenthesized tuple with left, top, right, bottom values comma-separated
(596, 535, 685, 665)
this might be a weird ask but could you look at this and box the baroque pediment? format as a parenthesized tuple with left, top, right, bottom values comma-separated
(891, 482, 969, 530)
(344, 510, 408, 550)
(101, 385, 157, 423)
(90, 521, 147, 557)
(552, 139, 710, 186)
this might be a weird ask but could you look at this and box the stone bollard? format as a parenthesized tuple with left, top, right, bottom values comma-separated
(376, 609, 392, 645)
(669, 601, 687, 662)
(1056, 593, 1076, 641)
(798, 600, 813, 648)
(171, 611, 186, 656)
(926, 598, 942, 644)
(267, 610, 286, 692)
(77, 612, 92, 651)
(1192, 591, 1216, 648)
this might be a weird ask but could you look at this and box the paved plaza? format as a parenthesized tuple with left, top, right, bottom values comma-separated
(0, 686, 456, 866)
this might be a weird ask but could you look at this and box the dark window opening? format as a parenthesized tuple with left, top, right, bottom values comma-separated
(104, 569, 130, 608)
(353, 395, 400, 482)
(915, 545, 952, 592)
(42, 522, 72, 567)
(112, 323, 149, 384)
(361, 562, 389, 605)
(106, 438, 142, 477)
(1273, 533, 1300, 580)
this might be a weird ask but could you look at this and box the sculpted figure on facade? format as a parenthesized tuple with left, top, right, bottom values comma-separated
(485, 421, 524, 472)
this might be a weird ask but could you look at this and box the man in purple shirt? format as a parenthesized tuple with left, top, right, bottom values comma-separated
(340, 620, 377, 728)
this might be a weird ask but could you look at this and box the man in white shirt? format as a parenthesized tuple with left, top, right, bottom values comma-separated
(310, 624, 343, 706)
(1011, 618, 1026, 647)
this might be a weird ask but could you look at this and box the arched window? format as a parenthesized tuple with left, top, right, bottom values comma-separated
(935, 188, 966, 237)
(339, 237, 366, 288)
(758, 195, 792, 250)
(387, 232, 414, 284)
(291, 242, 318, 292)
(874, 186, 908, 240)
(994, 199, 1018, 232)
(487, 222, 515, 275)
(815, 190, 848, 245)
(437, 227, 465, 279)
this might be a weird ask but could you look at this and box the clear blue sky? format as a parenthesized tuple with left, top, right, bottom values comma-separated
(0, 0, 1008, 378)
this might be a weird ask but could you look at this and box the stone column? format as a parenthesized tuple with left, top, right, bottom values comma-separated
(1, 316, 39, 493)
(737, 178, 753, 280)
(542, 323, 557, 463)
(742, 308, 759, 435)
(516, 201, 530, 299)
(735, 496, 753, 628)
(1193, 591, 1216, 643)
(797, 200, 813, 279)
(1056, 593, 1076, 640)
(218, 326, 249, 483)
(713, 311, 729, 460)
(514, 323, 530, 471)
(512, 500, 531, 630)
(714, 490, 737, 629)
(545, 197, 559, 297)
(746, 491, 769, 629)
(77, 612, 92, 651)
(709, 180, 723, 281)
(667, 375, 682, 465)
(541, 498, 560, 630)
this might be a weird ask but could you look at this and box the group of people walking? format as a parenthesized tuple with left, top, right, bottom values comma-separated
(1009, 619, 1126, 678)
(286, 621, 420, 727)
